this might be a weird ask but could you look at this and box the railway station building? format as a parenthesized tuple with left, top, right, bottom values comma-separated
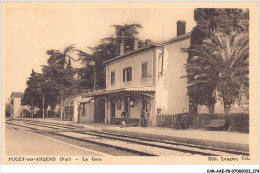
(83, 21, 193, 126)
(79, 20, 248, 126)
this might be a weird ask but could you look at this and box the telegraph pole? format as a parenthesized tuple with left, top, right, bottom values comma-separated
(21, 99, 24, 118)
(94, 63, 96, 91)
(42, 95, 45, 119)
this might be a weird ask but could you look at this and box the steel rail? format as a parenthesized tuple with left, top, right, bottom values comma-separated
(50, 131, 156, 156)
(74, 131, 221, 156)
(89, 130, 249, 156)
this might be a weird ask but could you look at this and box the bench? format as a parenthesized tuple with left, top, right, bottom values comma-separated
(111, 118, 139, 126)
(205, 119, 226, 131)
(125, 118, 139, 126)
(111, 118, 122, 125)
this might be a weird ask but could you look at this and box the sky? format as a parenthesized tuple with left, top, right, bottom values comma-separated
(2, 2, 196, 100)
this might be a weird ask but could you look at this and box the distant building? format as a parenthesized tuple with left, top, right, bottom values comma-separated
(10, 92, 23, 118)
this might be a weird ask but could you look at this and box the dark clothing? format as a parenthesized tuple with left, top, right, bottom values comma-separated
(141, 110, 149, 127)
(121, 111, 127, 118)
(121, 111, 128, 124)
(140, 116, 145, 127)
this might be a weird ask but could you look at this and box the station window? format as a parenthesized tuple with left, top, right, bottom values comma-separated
(142, 62, 147, 78)
(82, 103, 86, 116)
(111, 71, 115, 85)
(123, 67, 132, 82)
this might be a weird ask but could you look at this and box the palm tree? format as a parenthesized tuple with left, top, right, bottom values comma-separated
(186, 31, 249, 113)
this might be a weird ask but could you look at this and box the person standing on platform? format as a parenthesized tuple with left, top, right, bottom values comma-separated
(142, 108, 149, 127)
(141, 108, 145, 127)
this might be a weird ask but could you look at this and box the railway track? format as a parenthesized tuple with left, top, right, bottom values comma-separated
(73, 130, 248, 156)
(7, 118, 81, 129)
(5, 118, 249, 156)
(82, 130, 249, 156)
(5, 119, 155, 156)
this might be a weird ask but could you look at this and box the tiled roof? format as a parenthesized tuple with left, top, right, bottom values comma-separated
(104, 45, 156, 64)
(154, 32, 191, 46)
(82, 87, 155, 97)
(105, 32, 191, 65)
(124, 87, 155, 92)
(78, 97, 94, 103)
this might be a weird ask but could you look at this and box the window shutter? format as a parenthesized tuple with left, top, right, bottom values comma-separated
(111, 72, 115, 84)
(142, 63, 147, 78)
(145, 63, 147, 77)
(142, 64, 145, 78)
(123, 69, 125, 82)
(129, 67, 132, 81)
(111, 72, 113, 84)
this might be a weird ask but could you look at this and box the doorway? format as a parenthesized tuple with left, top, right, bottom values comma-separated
(94, 100, 105, 123)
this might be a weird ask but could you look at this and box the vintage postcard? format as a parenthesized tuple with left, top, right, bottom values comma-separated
(1, 1, 258, 168)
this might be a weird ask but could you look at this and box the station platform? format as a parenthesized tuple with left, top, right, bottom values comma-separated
(7, 118, 249, 152)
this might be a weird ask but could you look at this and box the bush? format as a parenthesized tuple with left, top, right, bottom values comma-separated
(190, 113, 249, 133)
(157, 113, 249, 133)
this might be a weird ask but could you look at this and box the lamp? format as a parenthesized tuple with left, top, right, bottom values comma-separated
(129, 100, 134, 107)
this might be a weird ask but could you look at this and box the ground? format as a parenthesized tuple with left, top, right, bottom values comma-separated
(5, 125, 106, 156)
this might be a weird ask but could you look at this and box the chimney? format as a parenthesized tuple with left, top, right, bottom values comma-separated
(120, 42, 124, 55)
(146, 39, 152, 46)
(134, 38, 138, 51)
(176, 20, 186, 36)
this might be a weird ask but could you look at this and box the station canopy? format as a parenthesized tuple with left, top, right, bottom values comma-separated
(82, 87, 155, 99)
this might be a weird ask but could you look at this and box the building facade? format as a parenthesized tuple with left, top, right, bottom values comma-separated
(62, 95, 95, 123)
(82, 20, 248, 127)
(10, 92, 23, 118)
(83, 21, 191, 127)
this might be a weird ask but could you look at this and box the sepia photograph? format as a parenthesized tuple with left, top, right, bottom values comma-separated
(1, 1, 258, 171)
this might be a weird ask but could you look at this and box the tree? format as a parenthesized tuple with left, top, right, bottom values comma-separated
(22, 45, 78, 119)
(77, 24, 143, 90)
(187, 8, 249, 112)
(42, 45, 79, 119)
(5, 97, 11, 117)
(191, 8, 249, 46)
(186, 31, 249, 113)
(22, 70, 44, 117)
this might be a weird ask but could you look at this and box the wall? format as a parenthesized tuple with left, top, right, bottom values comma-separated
(107, 94, 155, 126)
(106, 50, 156, 91)
(12, 97, 22, 118)
(129, 96, 141, 119)
(197, 97, 248, 114)
(156, 38, 190, 115)
(105, 48, 157, 126)
(105, 98, 110, 124)
(111, 95, 141, 119)
(73, 100, 79, 123)
(213, 99, 225, 113)
(79, 101, 94, 123)
(197, 105, 209, 113)
(114, 96, 124, 119)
